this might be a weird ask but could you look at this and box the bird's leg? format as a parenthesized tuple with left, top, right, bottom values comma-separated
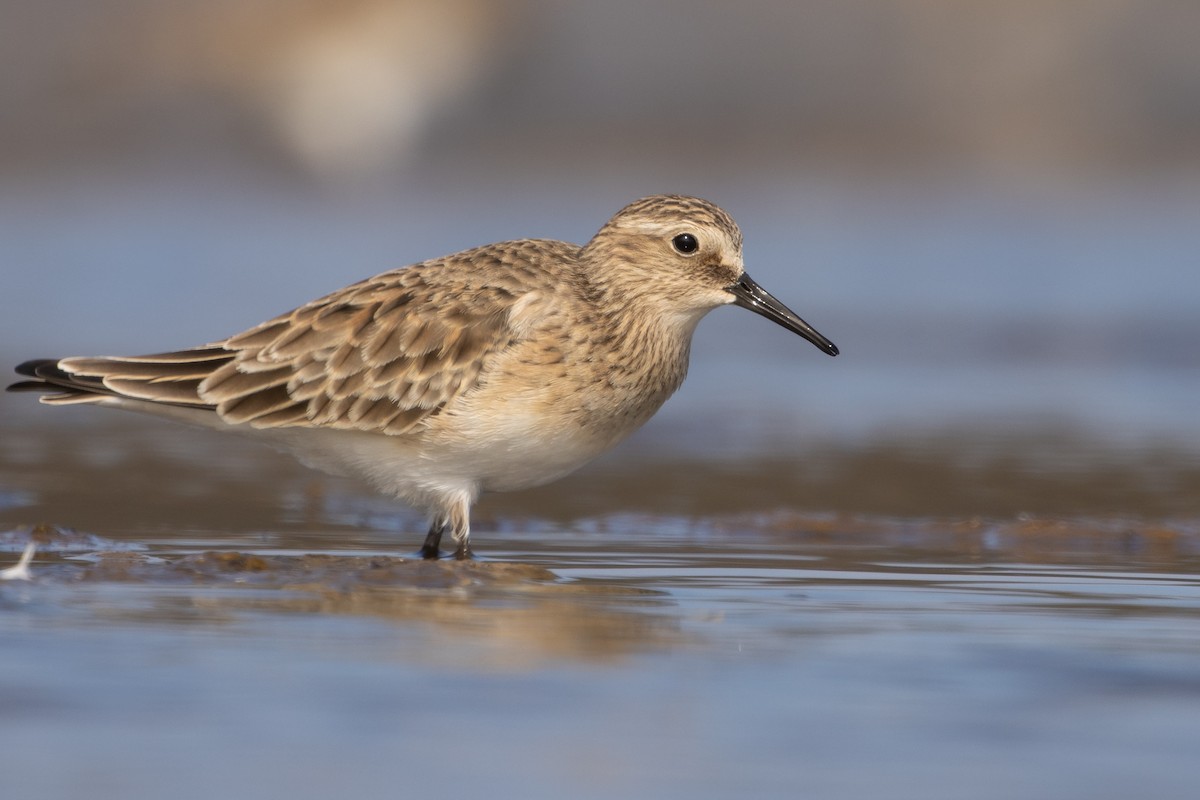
(448, 496, 474, 561)
(419, 519, 447, 560)
(452, 538, 474, 561)
(421, 491, 476, 560)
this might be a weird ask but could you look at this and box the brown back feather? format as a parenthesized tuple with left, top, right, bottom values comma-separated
(25, 243, 571, 434)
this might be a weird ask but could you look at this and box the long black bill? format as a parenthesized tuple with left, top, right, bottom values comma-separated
(729, 272, 839, 356)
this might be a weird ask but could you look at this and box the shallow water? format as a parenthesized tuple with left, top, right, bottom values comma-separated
(3, 416, 1200, 800)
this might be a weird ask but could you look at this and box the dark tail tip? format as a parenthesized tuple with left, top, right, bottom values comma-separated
(15, 359, 59, 378)
(7, 380, 49, 393)
(9, 359, 63, 393)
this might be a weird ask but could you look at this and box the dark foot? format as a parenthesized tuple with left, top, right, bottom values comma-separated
(420, 522, 447, 560)
(452, 543, 474, 561)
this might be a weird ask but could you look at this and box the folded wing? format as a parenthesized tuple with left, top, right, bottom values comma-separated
(12, 266, 526, 436)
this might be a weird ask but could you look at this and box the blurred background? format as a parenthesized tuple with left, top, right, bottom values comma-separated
(5, 8, 1200, 798)
(2, 0, 1199, 515)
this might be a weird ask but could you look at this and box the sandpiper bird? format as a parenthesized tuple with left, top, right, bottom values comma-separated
(9, 195, 837, 559)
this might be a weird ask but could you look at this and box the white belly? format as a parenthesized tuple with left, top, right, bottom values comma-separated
(90, 375, 660, 517)
(262, 406, 617, 515)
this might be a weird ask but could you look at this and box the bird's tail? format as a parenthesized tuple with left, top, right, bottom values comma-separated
(7, 349, 234, 408)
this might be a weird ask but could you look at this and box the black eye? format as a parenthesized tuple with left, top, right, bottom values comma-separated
(672, 233, 699, 254)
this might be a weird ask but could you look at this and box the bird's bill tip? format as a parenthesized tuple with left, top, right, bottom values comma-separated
(729, 273, 838, 356)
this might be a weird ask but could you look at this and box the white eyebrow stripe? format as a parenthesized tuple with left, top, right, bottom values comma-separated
(611, 219, 705, 235)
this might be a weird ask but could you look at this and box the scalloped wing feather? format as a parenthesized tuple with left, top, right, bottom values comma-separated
(26, 240, 578, 434)
(197, 268, 526, 433)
